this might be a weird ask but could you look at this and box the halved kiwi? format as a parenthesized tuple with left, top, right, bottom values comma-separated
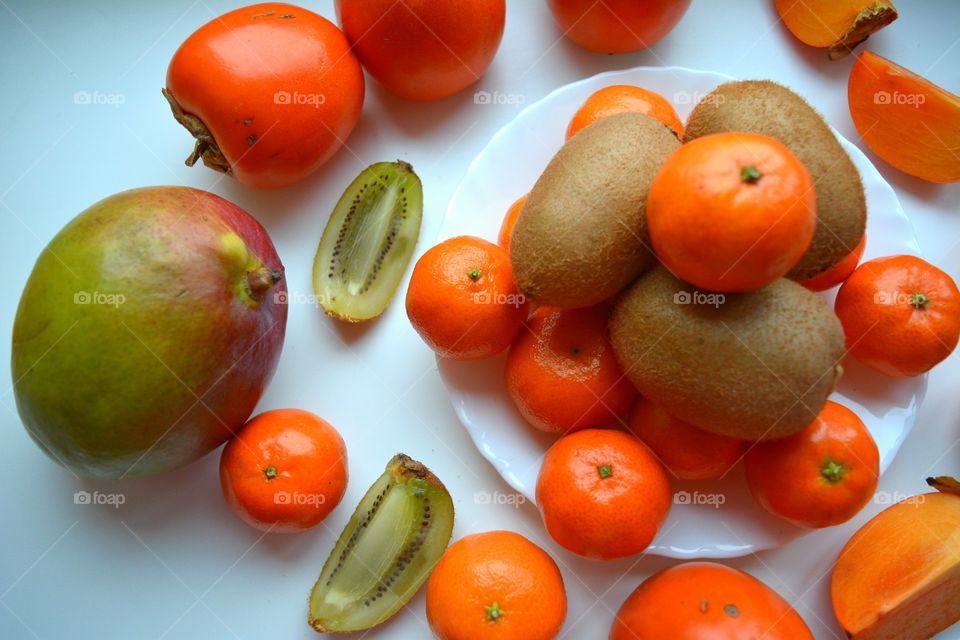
(313, 161, 423, 322)
(308, 454, 454, 633)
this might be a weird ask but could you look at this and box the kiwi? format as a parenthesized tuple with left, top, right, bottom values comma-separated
(510, 112, 680, 309)
(308, 454, 454, 633)
(684, 80, 866, 281)
(313, 161, 422, 322)
(609, 267, 845, 440)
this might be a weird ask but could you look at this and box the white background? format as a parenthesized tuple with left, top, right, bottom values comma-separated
(1, 1, 958, 639)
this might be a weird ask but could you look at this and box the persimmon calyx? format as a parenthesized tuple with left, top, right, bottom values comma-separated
(162, 88, 232, 175)
(827, 3, 899, 60)
(927, 476, 960, 497)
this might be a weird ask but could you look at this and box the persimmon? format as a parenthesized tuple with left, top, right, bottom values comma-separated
(627, 396, 744, 481)
(831, 478, 960, 640)
(802, 234, 865, 292)
(505, 305, 636, 435)
(536, 429, 671, 559)
(498, 194, 527, 255)
(164, 3, 364, 189)
(775, 0, 898, 60)
(835, 255, 960, 376)
(849, 51, 960, 183)
(336, 0, 505, 101)
(566, 85, 684, 140)
(647, 132, 817, 292)
(744, 401, 879, 529)
(219, 409, 348, 533)
(611, 562, 814, 639)
(546, 0, 691, 54)
(406, 236, 529, 360)
(426, 531, 567, 640)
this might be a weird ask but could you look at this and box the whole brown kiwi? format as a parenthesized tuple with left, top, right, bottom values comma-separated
(684, 80, 866, 282)
(609, 267, 845, 440)
(510, 112, 680, 309)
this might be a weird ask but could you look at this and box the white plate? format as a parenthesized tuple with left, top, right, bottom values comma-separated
(437, 66, 927, 559)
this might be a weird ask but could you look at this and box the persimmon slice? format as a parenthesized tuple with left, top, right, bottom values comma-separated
(848, 51, 960, 183)
(775, 0, 898, 60)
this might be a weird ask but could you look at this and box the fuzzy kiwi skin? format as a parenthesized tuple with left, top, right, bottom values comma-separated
(510, 112, 680, 309)
(684, 80, 866, 282)
(610, 267, 845, 440)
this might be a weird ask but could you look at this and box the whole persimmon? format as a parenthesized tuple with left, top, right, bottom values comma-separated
(567, 85, 684, 140)
(506, 305, 637, 435)
(426, 531, 567, 640)
(627, 396, 744, 481)
(406, 236, 529, 360)
(547, 0, 691, 54)
(219, 409, 348, 533)
(336, 0, 505, 101)
(164, 3, 364, 189)
(498, 194, 528, 255)
(835, 255, 960, 376)
(745, 401, 879, 529)
(536, 429, 671, 559)
(610, 562, 814, 639)
(647, 132, 817, 292)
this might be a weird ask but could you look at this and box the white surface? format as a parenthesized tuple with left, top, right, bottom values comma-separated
(438, 64, 927, 559)
(0, 1, 958, 639)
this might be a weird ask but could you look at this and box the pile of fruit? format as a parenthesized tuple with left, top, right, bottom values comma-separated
(7, 0, 960, 638)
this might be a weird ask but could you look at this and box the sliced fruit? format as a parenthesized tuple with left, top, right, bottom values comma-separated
(831, 477, 960, 640)
(775, 0, 898, 60)
(849, 51, 960, 183)
(313, 161, 423, 321)
(308, 454, 454, 633)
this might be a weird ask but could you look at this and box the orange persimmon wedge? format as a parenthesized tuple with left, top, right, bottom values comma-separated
(775, 0, 898, 60)
(849, 51, 960, 183)
(831, 478, 960, 640)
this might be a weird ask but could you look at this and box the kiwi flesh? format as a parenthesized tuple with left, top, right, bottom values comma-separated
(684, 80, 866, 282)
(313, 161, 422, 322)
(609, 267, 845, 440)
(510, 112, 680, 309)
(308, 454, 454, 633)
